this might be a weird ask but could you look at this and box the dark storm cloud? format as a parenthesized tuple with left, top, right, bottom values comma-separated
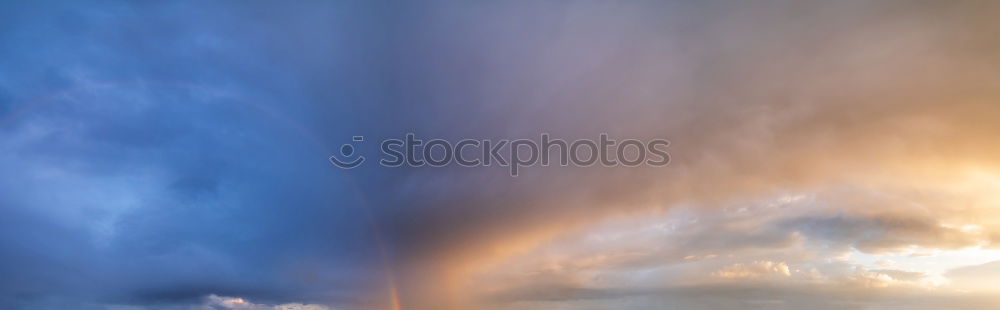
(0, 1, 389, 308)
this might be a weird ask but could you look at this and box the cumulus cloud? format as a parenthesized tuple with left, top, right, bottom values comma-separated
(868, 270, 926, 282)
(196, 295, 330, 310)
(713, 261, 791, 280)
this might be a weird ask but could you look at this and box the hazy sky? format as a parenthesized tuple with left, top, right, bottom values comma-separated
(2, 1, 1000, 309)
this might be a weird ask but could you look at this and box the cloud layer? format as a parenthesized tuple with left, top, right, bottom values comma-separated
(1, 0, 1000, 309)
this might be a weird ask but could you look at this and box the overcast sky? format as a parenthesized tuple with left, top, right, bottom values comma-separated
(2, 1, 1000, 309)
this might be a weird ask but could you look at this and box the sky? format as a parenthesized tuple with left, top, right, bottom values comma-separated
(1, 0, 1000, 309)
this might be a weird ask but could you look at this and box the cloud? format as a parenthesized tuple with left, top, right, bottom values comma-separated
(946, 260, 1000, 292)
(464, 188, 991, 307)
(196, 295, 331, 310)
(481, 283, 1000, 310)
(868, 270, 926, 282)
(2, 0, 1000, 309)
(780, 214, 984, 254)
(713, 261, 791, 280)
